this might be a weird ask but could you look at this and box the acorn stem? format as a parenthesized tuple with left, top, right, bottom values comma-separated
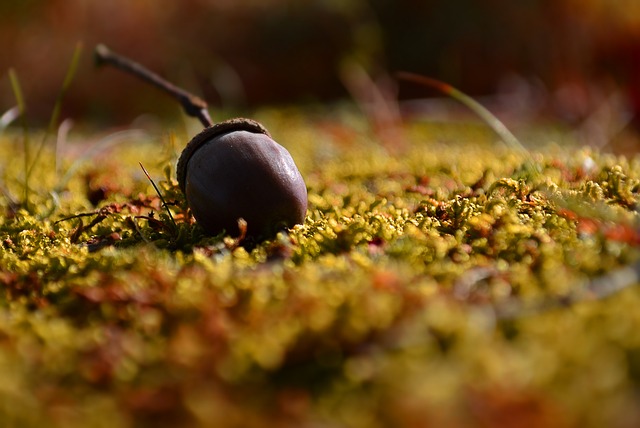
(95, 44, 213, 128)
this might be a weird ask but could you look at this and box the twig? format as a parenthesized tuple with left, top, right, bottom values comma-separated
(55, 211, 103, 224)
(95, 44, 213, 127)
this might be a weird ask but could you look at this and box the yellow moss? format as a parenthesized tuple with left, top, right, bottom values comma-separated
(1, 114, 640, 427)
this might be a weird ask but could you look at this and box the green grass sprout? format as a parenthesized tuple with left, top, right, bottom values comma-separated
(8, 68, 31, 209)
(139, 161, 177, 230)
(27, 42, 83, 182)
(397, 71, 540, 179)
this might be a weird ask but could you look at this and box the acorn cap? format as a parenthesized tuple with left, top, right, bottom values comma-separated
(176, 118, 271, 193)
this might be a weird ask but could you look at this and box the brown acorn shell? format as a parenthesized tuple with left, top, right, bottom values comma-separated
(176, 118, 271, 193)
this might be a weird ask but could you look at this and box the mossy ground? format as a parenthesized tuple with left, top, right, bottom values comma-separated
(1, 109, 640, 427)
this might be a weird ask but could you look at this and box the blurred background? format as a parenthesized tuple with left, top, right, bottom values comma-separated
(1, 0, 640, 144)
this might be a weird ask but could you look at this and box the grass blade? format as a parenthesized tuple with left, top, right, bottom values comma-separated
(397, 72, 540, 179)
(49, 42, 83, 134)
(139, 162, 177, 229)
(8, 68, 31, 209)
(54, 129, 149, 193)
(0, 106, 20, 132)
(28, 42, 83, 180)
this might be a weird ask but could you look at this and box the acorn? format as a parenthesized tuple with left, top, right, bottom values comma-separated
(176, 118, 307, 237)
(95, 45, 307, 239)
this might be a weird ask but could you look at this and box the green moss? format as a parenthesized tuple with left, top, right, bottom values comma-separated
(1, 114, 640, 427)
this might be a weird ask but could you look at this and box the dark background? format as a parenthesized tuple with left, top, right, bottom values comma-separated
(1, 0, 639, 130)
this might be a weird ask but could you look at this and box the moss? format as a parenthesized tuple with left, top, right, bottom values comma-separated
(0, 114, 640, 427)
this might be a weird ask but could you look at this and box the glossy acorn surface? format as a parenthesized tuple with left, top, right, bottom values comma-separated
(177, 118, 308, 238)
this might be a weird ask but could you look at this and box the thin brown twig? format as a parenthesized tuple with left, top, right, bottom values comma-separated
(55, 211, 102, 224)
(94, 44, 213, 127)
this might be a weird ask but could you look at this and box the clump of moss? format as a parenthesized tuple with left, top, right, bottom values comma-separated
(1, 113, 640, 427)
